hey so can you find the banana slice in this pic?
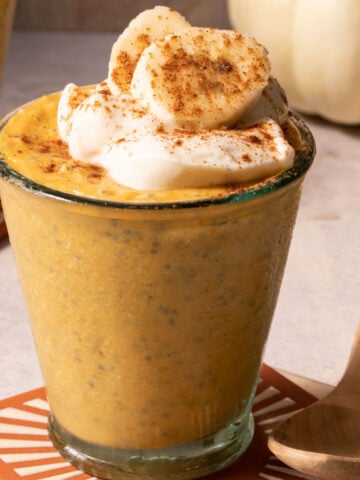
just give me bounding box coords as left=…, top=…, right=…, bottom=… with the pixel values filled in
left=131, top=27, right=271, bottom=130
left=108, top=6, right=190, bottom=94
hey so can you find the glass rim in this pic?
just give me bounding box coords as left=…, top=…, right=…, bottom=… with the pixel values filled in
left=0, top=111, right=315, bottom=211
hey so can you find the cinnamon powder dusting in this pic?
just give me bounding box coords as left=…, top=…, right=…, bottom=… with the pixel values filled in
left=68, top=86, right=92, bottom=110
left=18, top=132, right=106, bottom=181
left=43, top=161, right=57, bottom=173
left=111, top=51, right=135, bottom=92
left=154, top=30, right=268, bottom=127
left=111, top=33, right=151, bottom=92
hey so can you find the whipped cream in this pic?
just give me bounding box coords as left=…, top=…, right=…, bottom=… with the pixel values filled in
left=103, top=121, right=293, bottom=190
left=58, top=7, right=294, bottom=191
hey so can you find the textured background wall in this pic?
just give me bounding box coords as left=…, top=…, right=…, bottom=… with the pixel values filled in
left=14, top=0, right=231, bottom=31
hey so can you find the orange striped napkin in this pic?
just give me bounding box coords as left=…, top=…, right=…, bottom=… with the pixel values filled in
left=0, top=364, right=317, bottom=480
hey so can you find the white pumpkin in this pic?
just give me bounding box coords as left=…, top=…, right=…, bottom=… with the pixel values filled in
left=228, top=0, right=360, bottom=124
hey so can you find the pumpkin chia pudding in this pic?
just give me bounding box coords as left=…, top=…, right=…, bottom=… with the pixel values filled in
left=0, top=6, right=315, bottom=480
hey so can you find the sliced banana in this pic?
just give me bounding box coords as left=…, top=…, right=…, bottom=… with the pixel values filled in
left=108, top=6, right=190, bottom=94
left=131, top=27, right=271, bottom=130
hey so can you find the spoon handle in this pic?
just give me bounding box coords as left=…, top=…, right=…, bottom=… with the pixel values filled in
left=0, top=208, right=7, bottom=240
left=335, top=324, right=360, bottom=396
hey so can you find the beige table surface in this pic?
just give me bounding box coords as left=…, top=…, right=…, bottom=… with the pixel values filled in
left=0, top=31, right=359, bottom=399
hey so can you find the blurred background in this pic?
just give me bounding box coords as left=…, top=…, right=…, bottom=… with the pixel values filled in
left=14, top=0, right=231, bottom=31
left=0, top=0, right=359, bottom=398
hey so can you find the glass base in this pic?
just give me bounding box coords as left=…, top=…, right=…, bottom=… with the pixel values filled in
left=48, top=414, right=254, bottom=480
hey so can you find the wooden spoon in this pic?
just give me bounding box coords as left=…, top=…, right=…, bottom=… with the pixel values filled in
left=268, top=325, right=360, bottom=480
left=0, top=208, right=7, bottom=239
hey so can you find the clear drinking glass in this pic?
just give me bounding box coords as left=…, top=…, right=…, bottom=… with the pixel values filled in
left=0, top=0, right=16, bottom=229
left=0, top=0, right=16, bottom=86
left=0, top=112, right=315, bottom=480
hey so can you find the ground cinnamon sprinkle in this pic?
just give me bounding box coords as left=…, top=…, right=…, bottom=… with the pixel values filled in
left=137, top=33, right=151, bottom=45
left=66, top=159, right=106, bottom=180
left=20, top=134, right=34, bottom=144
left=249, top=135, right=261, bottom=144
left=17, top=133, right=88, bottom=179
left=39, top=145, right=51, bottom=154
left=19, top=135, right=70, bottom=159
left=156, top=124, right=166, bottom=134
left=111, top=51, right=135, bottom=92
left=112, top=33, right=151, bottom=92
left=68, top=86, right=92, bottom=110
left=43, top=140, right=70, bottom=159
left=97, top=82, right=112, bottom=97
left=218, top=60, right=233, bottom=73
left=154, top=30, right=267, bottom=127
left=87, top=169, right=104, bottom=180
left=43, top=161, right=57, bottom=173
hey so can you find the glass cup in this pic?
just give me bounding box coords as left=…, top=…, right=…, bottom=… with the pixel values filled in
left=0, top=112, right=315, bottom=480
left=0, top=0, right=16, bottom=230
left=0, top=0, right=16, bottom=86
